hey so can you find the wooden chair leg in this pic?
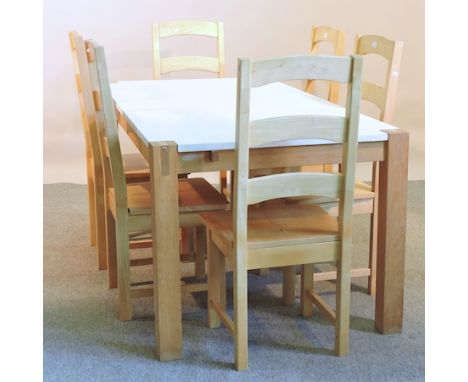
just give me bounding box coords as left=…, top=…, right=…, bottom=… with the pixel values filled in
left=300, top=264, right=314, bottom=317
left=282, top=266, right=296, bottom=305
left=230, top=171, right=235, bottom=203
left=335, top=246, right=352, bottom=356
left=180, top=228, right=192, bottom=255
left=106, top=209, right=118, bottom=289
left=219, top=170, right=228, bottom=195
left=368, top=162, right=379, bottom=295
left=95, top=173, right=107, bottom=271
left=195, top=226, right=206, bottom=279
left=234, top=261, right=248, bottom=371
left=207, top=231, right=226, bottom=328
left=86, top=156, right=97, bottom=247
left=116, top=211, right=132, bottom=321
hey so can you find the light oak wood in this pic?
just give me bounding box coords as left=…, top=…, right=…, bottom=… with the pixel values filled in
left=210, top=300, right=234, bottom=334
left=202, top=54, right=363, bottom=370
left=69, top=32, right=152, bottom=257
left=300, top=264, right=314, bottom=317
left=355, top=34, right=404, bottom=122
left=355, top=34, right=404, bottom=295
left=69, top=32, right=98, bottom=248
left=207, top=230, right=226, bottom=328
left=159, top=20, right=219, bottom=38
left=202, top=205, right=340, bottom=251
left=375, top=129, right=408, bottom=333
left=152, top=21, right=225, bottom=79
left=108, top=178, right=227, bottom=215
left=305, top=26, right=345, bottom=103
left=305, top=289, right=336, bottom=322
left=252, top=55, right=352, bottom=87
left=71, top=31, right=167, bottom=279
left=314, top=267, right=371, bottom=281
left=249, top=115, right=346, bottom=146
left=160, top=56, right=220, bottom=74
left=149, top=141, right=183, bottom=360
left=247, top=172, right=342, bottom=205
left=87, top=41, right=228, bottom=338
left=195, top=226, right=207, bottom=279
left=152, top=20, right=228, bottom=194
left=297, top=34, right=404, bottom=297
left=115, top=88, right=408, bottom=363
left=175, top=142, right=384, bottom=173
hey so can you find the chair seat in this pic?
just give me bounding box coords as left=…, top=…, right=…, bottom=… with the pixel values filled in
left=201, top=203, right=339, bottom=250
left=109, top=177, right=228, bottom=216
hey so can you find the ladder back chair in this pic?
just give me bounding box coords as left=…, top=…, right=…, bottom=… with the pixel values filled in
left=354, top=34, right=404, bottom=293
left=201, top=54, right=363, bottom=370
left=152, top=20, right=229, bottom=194
left=305, top=25, right=345, bottom=104
left=294, top=33, right=404, bottom=296
left=356, top=34, right=404, bottom=123
left=304, top=26, right=345, bottom=179
left=248, top=26, right=344, bottom=285
left=152, top=20, right=225, bottom=79
left=87, top=40, right=228, bottom=320
left=69, top=31, right=150, bottom=265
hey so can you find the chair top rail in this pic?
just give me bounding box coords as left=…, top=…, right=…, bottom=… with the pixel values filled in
left=249, top=115, right=346, bottom=147
left=251, top=55, right=352, bottom=87
left=157, top=20, right=220, bottom=38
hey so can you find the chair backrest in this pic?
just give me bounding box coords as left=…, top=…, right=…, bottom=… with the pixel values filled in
left=69, top=31, right=103, bottom=181
left=152, top=20, right=225, bottom=80
left=233, top=54, right=362, bottom=254
left=355, top=34, right=403, bottom=123
left=305, top=26, right=345, bottom=103
left=85, top=40, right=128, bottom=210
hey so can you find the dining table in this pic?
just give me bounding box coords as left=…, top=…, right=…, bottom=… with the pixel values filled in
left=111, top=77, right=409, bottom=361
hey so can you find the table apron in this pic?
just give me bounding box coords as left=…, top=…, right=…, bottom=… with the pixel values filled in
left=116, top=107, right=385, bottom=173
left=177, top=142, right=385, bottom=174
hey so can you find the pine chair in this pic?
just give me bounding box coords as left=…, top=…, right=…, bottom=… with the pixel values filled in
left=152, top=20, right=229, bottom=193
left=87, top=39, right=229, bottom=320
left=71, top=31, right=200, bottom=282
left=296, top=33, right=404, bottom=296
left=69, top=31, right=149, bottom=255
left=353, top=34, right=404, bottom=293
left=305, top=25, right=345, bottom=104
left=201, top=54, right=363, bottom=370
left=250, top=26, right=345, bottom=285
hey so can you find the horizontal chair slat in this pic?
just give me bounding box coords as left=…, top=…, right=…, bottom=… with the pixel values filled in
left=161, top=56, right=219, bottom=74
left=356, top=34, right=395, bottom=61
left=159, top=20, right=218, bottom=38
left=362, top=81, right=386, bottom=111
left=249, top=115, right=346, bottom=146
left=251, top=55, right=352, bottom=87
left=247, top=172, right=342, bottom=205
left=247, top=241, right=339, bottom=269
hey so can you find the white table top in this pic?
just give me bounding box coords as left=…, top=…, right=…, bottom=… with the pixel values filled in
left=111, top=78, right=397, bottom=153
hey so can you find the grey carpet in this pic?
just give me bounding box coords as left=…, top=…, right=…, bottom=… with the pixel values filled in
left=44, top=181, right=424, bottom=381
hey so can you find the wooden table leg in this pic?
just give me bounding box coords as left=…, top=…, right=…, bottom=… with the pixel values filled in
left=375, top=129, right=409, bottom=333
left=150, top=141, right=182, bottom=361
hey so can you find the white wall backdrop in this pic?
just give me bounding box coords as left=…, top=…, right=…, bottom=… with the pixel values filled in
left=44, top=0, right=424, bottom=183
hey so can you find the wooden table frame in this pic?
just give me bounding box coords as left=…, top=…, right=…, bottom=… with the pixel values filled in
left=116, top=108, right=409, bottom=361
